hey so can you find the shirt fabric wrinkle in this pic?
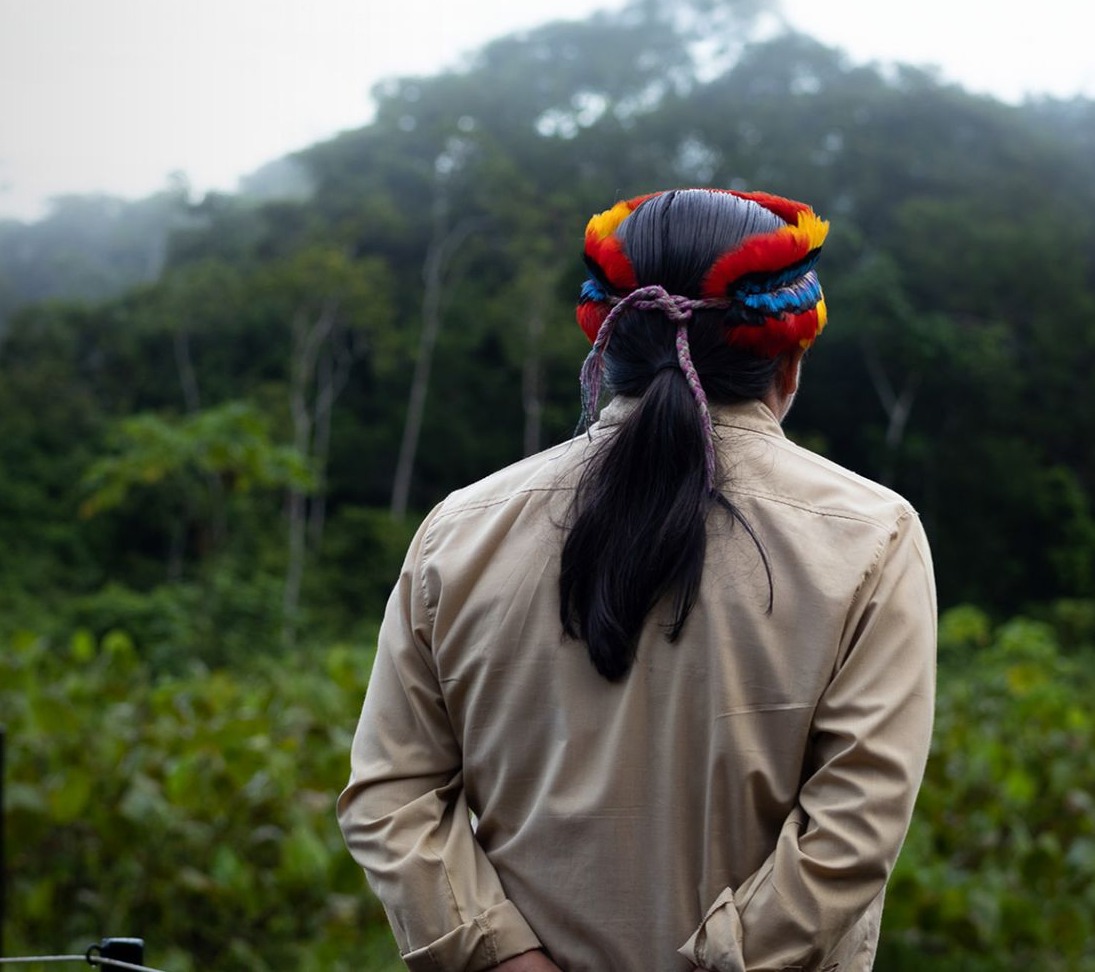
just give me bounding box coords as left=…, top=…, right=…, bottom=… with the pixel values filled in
left=338, top=396, right=937, bottom=972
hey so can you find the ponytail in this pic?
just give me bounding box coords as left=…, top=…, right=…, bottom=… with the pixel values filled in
left=560, top=368, right=710, bottom=680
left=563, top=188, right=827, bottom=680
left=560, top=312, right=777, bottom=681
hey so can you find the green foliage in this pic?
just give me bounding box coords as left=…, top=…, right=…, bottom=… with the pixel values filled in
left=6, top=610, right=1095, bottom=968
left=3, top=0, right=1094, bottom=619
left=81, top=401, right=314, bottom=518
left=2, top=7, right=1095, bottom=961
left=66, top=567, right=285, bottom=673
left=303, top=506, right=421, bottom=640
left=1041, top=598, right=1095, bottom=649
left=880, top=608, right=1095, bottom=970
left=1, top=629, right=402, bottom=972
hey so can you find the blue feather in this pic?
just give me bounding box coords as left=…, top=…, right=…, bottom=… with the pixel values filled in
left=734, top=251, right=822, bottom=296
left=739, top=273, right=822, bottom=315
left=580, top=276, right=608, bottom=302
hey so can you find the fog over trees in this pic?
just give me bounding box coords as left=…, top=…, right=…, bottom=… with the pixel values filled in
left=3, top=1, right=1094, bottom=967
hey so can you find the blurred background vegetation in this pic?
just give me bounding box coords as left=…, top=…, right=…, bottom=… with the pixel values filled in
left=1, top=0, right=1093, bottom=967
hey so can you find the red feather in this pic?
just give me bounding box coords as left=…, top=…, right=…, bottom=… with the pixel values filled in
left=701, top=231, right=815, bottom=298
left=725, top=190, right=810, bottom=225
left=576, top=302, right=608, bottom=344
left=727, top=308, right=820, bottom=357
left=587, top=235, right=638, bottom=291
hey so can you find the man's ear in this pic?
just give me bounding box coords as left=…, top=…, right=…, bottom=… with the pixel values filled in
left=779, top=348, right=806, bottom=397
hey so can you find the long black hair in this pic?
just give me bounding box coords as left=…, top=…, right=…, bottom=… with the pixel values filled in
left=559, top=190, right=786, bottom=681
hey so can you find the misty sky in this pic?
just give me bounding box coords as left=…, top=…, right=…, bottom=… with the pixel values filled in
left=1, top=0, right=1093, bottom=222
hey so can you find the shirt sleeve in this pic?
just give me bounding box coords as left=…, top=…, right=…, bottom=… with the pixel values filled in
left=336, top=508, right=542, bottom=972
left=680, top=510, right=937, bottom=972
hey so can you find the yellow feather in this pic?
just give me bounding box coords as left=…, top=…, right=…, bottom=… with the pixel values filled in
left=795, top=210, right=830, bottom=250
left=585, top=200, right=635, bottom=241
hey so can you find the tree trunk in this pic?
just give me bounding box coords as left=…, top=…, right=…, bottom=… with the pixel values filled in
left=862, top=340, right=921, bottom=486
left=390, top=243, right=443, bottom=520
left=390, top=213, right=479, bottom=519
left=308, top=326, right=362, bottom=549
left=283, top=488, right=308, bottom=645
left=171, top=327, right=231, bottom=561
left=174, top=328, right=202, bottom=413
left=308, top=344, right=334, bottom=550
left=283, top=300, right=338, bottom=646
left=522, top=292, right=546, bottom=457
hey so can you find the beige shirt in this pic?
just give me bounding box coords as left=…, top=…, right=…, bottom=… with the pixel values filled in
left=338, top=398, right=937, bottom=972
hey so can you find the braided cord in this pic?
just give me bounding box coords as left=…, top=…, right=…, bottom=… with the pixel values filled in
left=674, top=320, right=717, bottom=490
left=579, top=285, right=724, bottom=491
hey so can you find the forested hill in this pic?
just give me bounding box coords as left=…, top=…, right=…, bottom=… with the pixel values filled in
left=2, top=0, right=1093, bottom=657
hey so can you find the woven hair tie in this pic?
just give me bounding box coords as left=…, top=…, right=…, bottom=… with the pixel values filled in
left=579, top=285, right=723, bottom=492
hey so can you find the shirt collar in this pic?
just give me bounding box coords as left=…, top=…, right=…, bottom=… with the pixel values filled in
left=593, top=396, right=786, bottom=440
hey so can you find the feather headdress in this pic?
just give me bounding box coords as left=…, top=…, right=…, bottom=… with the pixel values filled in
left=576, top=188, right=829, bottom=357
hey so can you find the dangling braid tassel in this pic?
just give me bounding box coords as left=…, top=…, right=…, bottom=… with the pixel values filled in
left=578, top=343, right=607, bottom=434
left=577, top=288, right=648, bottom=431
left=578, top=284, right=721, bottom=492
left=674, top=320, right=717, bottom=493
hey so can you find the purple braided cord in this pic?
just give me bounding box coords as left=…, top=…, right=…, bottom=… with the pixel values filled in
left=579, top=284, right=724, bottom=492
left=674, top=320, right=717, bottom=491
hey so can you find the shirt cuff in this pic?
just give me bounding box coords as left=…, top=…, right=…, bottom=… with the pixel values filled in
left=678, top=888, right=747, bottom=972
left=401, top=900, right=543, bottom=972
